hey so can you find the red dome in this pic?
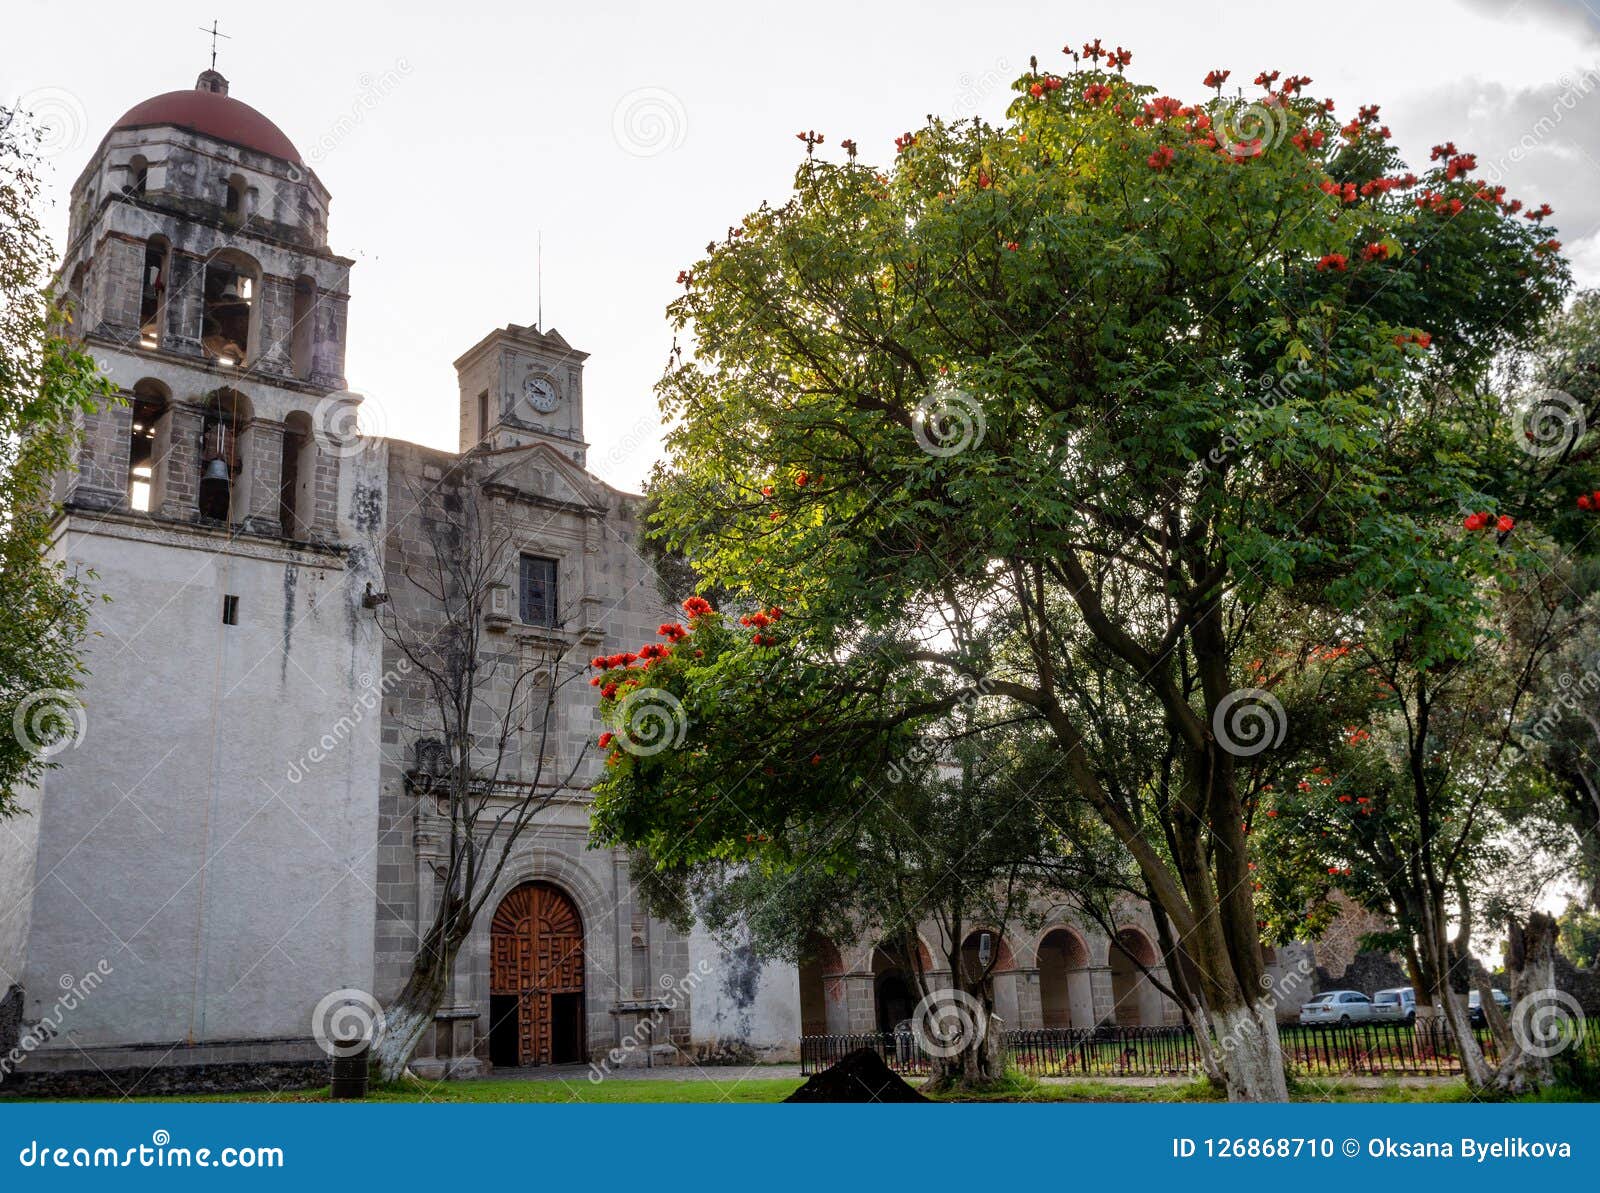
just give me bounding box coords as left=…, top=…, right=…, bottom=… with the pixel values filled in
left=112, top=81, right=301, bottom=164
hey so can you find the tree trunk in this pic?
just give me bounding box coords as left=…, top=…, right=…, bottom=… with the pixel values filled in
left=1210, top=997, right=1288, bottom=1102
left=1418, top=911, right=1493, bottom=1087
left=369, top=917, right=459, bottom=1083
left=923, top=982, right=1001, bottom=1092
left=1490, top=912, right=1563, bottom=1095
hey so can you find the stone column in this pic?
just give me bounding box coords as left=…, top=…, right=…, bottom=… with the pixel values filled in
left=1009, top=967, right=1043, bottom=1029
left=68, top=402, right=132, bottom=511
left=88, top=235, right=144, bottom=344
left=842, top=973, right=877, bottom=1033
left=156, top=404, right=202, bottom=521
left=237, top=419, right=284, bottom=535
left=254, top=276, right=296, bottom=376
left=1090, top=966, right=1116, bottom=1027
left=163, top=252, right=203, bottom=356
left=310, top=291, right=348, bottom=389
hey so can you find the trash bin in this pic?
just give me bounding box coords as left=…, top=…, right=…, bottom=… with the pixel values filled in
left=329, top=1040, right=370, bottom=1100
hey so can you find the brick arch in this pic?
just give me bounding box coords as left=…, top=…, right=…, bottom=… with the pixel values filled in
left=1109, top=925, right=1162, bottom=1027
left=798, top=932, right=843, bottom=1037
left=1034, top=924, right=1091, bottom=969
left=1037, top=925, right=1095, bottom=1028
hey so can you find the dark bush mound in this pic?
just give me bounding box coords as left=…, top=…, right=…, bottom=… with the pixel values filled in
left=784, top=1048, right=929, bottom=1103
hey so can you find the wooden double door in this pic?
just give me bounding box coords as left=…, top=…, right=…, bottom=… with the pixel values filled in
left=489, top=882, right=585, bottom=1065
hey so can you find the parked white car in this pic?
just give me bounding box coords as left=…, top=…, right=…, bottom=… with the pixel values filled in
left=1468, top=988, right=1512, bottom=1026
left=1371, top=987, right=1418, bottom=1024
left=1299, top=990, right=1375, bottom=1027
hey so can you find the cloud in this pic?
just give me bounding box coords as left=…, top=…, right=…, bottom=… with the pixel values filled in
left=1403, top=66, right=1600, bottom=283
left=1458, top=0, right=1600, bottom=41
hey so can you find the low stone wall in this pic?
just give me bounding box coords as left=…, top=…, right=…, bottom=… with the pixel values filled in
left=1316, top=949, right=1409, bottom=996
left=1555, top=954, right=1600, bottom=1016
left=0, top=1036, right=329, bottom=1099
left=0, top=1059, right=327, bottom=1099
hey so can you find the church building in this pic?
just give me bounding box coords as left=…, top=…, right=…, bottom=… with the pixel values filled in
left=0, top=72, right=1194, bottom=1094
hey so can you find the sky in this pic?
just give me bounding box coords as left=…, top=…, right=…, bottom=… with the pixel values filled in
left=5, top=0, right=1600, bottom=494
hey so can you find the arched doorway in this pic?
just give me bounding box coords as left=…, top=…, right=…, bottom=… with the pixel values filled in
left=1038, top=927, right=1093, bottom=1028
left=489, top=882, right=585, bottom=1066
left=798, top=932, right=842, bottom=1037
left=1110, top=926, right=1158, bottom=1027
left=871, top=946, right=917, bottom=1033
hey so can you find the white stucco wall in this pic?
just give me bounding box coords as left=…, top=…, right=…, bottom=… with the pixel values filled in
left=0, top=787, right=43, bottom=998
left=19, top=507, right=383, bottom=1050
left=688, top=921, right=801, bottom=1057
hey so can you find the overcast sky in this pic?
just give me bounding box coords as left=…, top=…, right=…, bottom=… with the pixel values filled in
left=6, top=0, right=1600, bottom=492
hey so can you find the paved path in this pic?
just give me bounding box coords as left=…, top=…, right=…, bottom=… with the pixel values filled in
left=479, top=1062, right=803, bottom=1083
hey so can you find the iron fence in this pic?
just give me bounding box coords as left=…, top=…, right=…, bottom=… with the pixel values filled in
left=800, top=1018, right=1597, bottom=1079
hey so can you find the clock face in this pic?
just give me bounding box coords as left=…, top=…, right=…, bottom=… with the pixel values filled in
left=523, top=376, right=559, bottom=414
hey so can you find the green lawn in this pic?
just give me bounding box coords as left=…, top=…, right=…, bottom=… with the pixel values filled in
left=39, top=1074, right=1515, bottom=1104
left=106, top=1077, right=807, bottom=1104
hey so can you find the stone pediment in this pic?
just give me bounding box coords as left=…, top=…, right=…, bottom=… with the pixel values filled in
left=475, top=440, right=605, bottom=512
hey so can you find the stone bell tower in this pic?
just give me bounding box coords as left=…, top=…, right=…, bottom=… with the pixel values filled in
left=1, top=71, right=385, bottom=1086
left=55, top=68, right=354, bottom=536
left=453, top=322, right=589, bottom=467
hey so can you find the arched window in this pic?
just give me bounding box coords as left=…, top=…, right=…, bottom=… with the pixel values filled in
left=199, top=389, right=251, bottom=522
left=127, top=379, right=170, bottom=512
left=290, top=276, right=317, bottom=379
left=138, top=237, right=169, bottom=349
left=67, top=262, right=88, bottom=319
left=201, top=251, right=258, bottom=365
left=126, top=154, right=148, bottom=196
left=223, top=173, right=247, bottom=219
left=278, top=410, right=316, bottom=537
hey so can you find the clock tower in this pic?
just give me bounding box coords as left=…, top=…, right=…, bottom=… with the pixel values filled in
left=453, top=322, right=589, bottom=465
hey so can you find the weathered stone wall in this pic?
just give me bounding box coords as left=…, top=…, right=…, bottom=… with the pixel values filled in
left=372, top=439, right=693, bottom=1066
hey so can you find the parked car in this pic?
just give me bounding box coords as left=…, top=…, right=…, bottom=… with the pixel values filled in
left=1299, top=990, right=1375, bottom=1027
left=1371, top=987, right=1418, bottom=1024
left=1468, top=988, right=1512, bottom=1026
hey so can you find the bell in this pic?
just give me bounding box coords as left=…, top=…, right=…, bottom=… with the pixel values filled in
left=199, top=457, right=231, bottom=520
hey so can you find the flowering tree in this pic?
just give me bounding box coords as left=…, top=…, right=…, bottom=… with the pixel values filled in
left=1247, top=287, right=1600, bottom=1092
left=604, top=43, right=1567, bottom=1101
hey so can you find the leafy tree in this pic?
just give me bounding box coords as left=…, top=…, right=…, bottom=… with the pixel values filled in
left=604, top=44, right=1566, bottom=1100
left=1558, top=904, right=1600, bottom=969
left=628, top=705, right=1060, bottom=1089
left=0, top=106, right=116, bottom=816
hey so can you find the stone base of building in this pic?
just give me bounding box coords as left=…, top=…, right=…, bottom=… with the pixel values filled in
left=407, top=1006, right=484, bottom=1081
left=0, top=1037, right=328, bottom=1098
